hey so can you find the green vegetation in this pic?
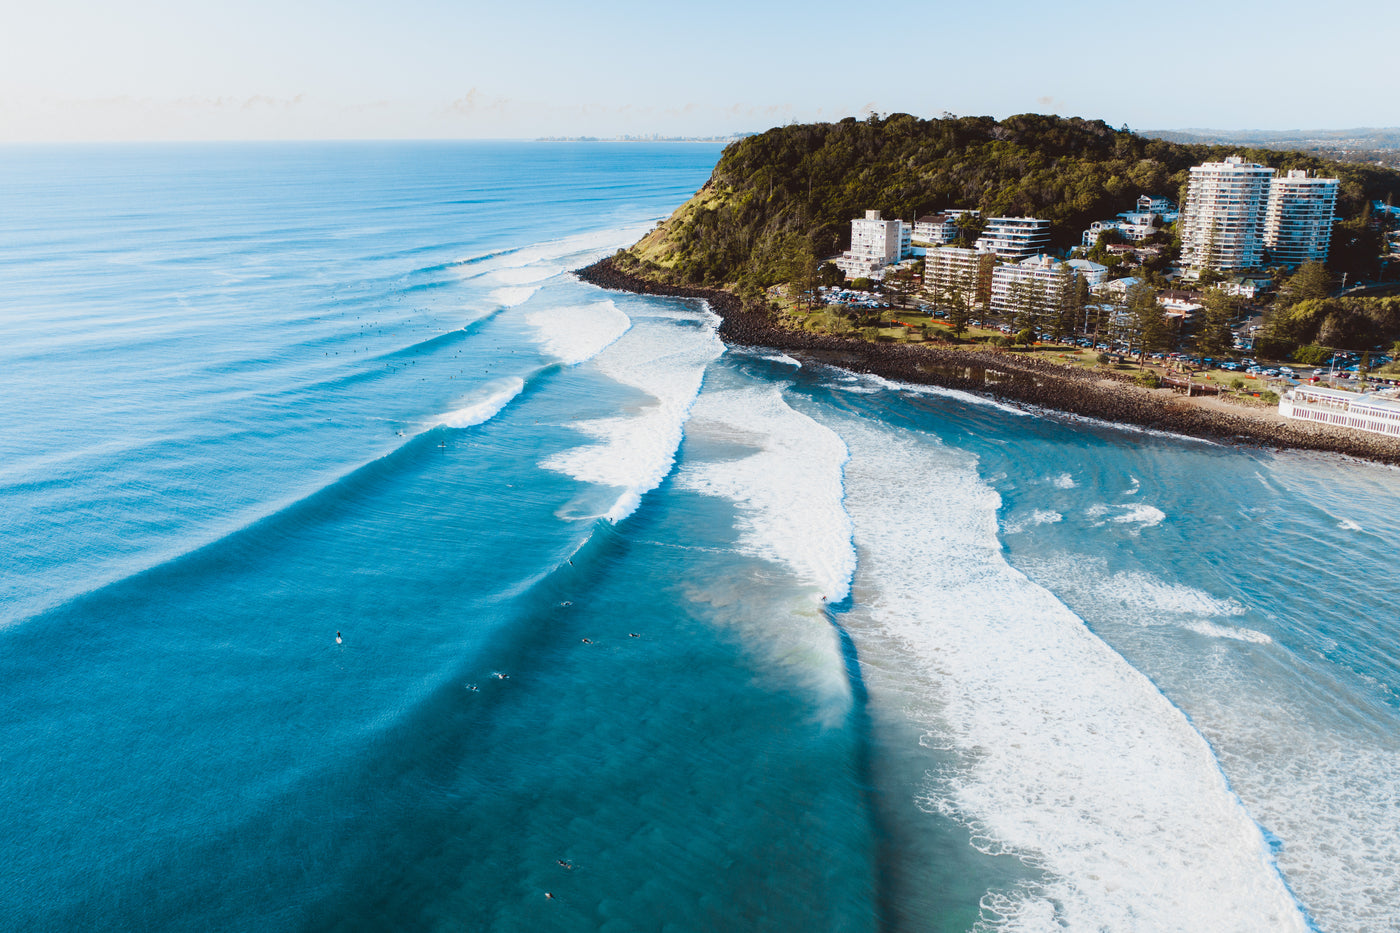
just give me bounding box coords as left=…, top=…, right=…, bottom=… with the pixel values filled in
left=624, top=113, right=1400, bottom=293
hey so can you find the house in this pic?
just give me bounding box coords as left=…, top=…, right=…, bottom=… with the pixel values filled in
left=1062, top=258, right=1109, bottom=287
left=1157, top=289, right=1205, bottom=317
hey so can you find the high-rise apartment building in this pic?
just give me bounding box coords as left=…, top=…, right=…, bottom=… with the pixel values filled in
left=1180, top=157, right=1339, bottom=271
left=1264, top=170, right=1339, bottom=267
left=1178, top=156, right=1275, bottom=271
left=834, top=210, right=910, bottom=279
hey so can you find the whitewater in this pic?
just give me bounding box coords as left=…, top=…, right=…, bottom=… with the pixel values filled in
left=2, top=141, right=1397, bottom=932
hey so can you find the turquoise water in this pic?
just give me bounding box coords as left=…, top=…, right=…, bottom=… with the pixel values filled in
left=3, top=142, right=1397, bottom=931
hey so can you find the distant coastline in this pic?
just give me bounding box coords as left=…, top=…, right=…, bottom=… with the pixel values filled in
left=577, top=255, right=1400, bottom=465
left=535, top=134, right=752, bottom=143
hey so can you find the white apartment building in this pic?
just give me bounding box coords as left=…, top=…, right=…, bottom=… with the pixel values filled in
left=912, top=209, right=979, bottom=245
left=1179, top=156, right=1276, bottom=271
left=989, top=254, right=1070, bottom=321
left=976, top=216, right=1051, bottom=260
left=833, top=210, right=910, bottom=279
left=924, top=246, right=990, bottom=306
left=1264, top=170, right=1339, bottom=267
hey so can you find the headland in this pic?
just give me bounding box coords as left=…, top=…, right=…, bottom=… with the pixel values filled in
left=577, top=255, right=1400, bottom=465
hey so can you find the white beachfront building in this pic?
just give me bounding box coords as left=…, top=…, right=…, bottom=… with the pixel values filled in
left=976, top=216, right=1051, bottom=260
left=1280, top=386, right=1400, bottom=437
left=834, top=210, right=910, bottom=279
left=1264, top=170, right=1339, bottom=267
left=1179, top=157, right=1276, bottom=271
left=924, top=246, right=990, bottom=306
left=989, top=255, right=1071, bottom=321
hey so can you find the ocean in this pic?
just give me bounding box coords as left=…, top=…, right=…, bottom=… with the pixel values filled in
left=2, top=140, right=1397, bottom=932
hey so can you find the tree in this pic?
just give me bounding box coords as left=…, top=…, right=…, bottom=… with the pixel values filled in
left=884, top=265, right=918, bottom=310
left=1126, top=284, right=1168, bottom=361
left=1276, top=261, right=1332, bottom=309
left=783, top=236, right=819, bottom=310
left=946, top=286, right=971, bottom=338
left=817, top=262, right=845, bottom=287
left=1194, top=289, right=1238, bottom=358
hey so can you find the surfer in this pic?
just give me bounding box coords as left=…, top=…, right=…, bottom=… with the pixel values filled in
left=581, top=638, right=592, bottom=645
left=628, top=633, right=640, bottom=638
left=556, top=859, right=574, bottom=870
left=336, top=631, right=342, bottom=645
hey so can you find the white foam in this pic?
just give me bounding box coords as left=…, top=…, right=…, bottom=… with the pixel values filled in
left=1015, top=556, right=1400, bottom=931
left=485, top=264, right=562, bottom=286
left=489, top=285, right=541, bottom=308
left=437, top=377, right=525, bottom=429
left=677, top=385, right=855, bottom=602
left=525, top=299, right=631, bottom=366
left=1050, top=472, right=1076, bottom=489
left=1111, top=503, right=1165, bottom=527
left=1087, top=502, right=1166, bottom=530
left=456, top=222, right=654, bottom=280
left=1002, top=509, right=1062, bottom=535
left=858, top=372, right=1035, bottom=417
left=1183, top=619, right=1273, bottom=644
left=1337, top=517, right=1362, bottom=531
left=833, top=418, right=1306, bottom=931
left=541, top=308, right=723, bottom=523
left=763, top=353, right=802, bottom=368
left=1089, top=567, right=1247, bottom=619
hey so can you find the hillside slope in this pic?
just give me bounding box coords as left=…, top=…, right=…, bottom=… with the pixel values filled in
left=621, top=113, right=1400, bottom=291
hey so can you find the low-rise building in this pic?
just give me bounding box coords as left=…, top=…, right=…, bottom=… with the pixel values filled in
left=1157, top=288, right=1205, bottom=317
left=976, top=216, right=1051, bottom=260
left=912, top=209, right=978, bottom=246
left=1093, top=276, right=1140, bottom=298
left=1082, top=195, right=1177, bottom=247
left=1280, top=386, right=1400, bottom=437
left=1062, top=258, right=1109, bottom=287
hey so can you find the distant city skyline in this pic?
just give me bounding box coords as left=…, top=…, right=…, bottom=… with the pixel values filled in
left=3, top=0, right=1396, bottom=142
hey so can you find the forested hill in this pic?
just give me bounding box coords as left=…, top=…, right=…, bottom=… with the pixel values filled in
left=621, top=113, right=1400, bottom=291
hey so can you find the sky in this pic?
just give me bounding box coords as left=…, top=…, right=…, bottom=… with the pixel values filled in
left=2, top=0, right=1396, bottom=142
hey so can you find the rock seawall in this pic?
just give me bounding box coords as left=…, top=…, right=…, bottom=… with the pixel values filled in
left=576, top=257, right=1400, bottom=465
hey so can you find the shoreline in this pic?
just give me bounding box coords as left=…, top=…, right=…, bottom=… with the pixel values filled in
left=576, top=256, right=1400, bottom=466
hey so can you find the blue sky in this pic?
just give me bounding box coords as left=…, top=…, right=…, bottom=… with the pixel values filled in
left=2, top=0, right=1395, bottom=141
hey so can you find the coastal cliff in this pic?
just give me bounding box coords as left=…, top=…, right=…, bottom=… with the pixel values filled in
left=577, top=113, right=1400, bottom=463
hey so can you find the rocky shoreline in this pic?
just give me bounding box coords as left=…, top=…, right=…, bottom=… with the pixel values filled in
left=576, top=256, right=1400, bottom=466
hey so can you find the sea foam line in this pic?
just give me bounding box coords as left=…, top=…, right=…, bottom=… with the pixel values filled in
left=677, top=384, right=855, bottom=602
left=437, top=377, right=526, bottom=429
left=541, top=306, right=723, bottom=523
left=525, top=299, right=631, bottom=366
left=835, top=418, right=1306, bottom=931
